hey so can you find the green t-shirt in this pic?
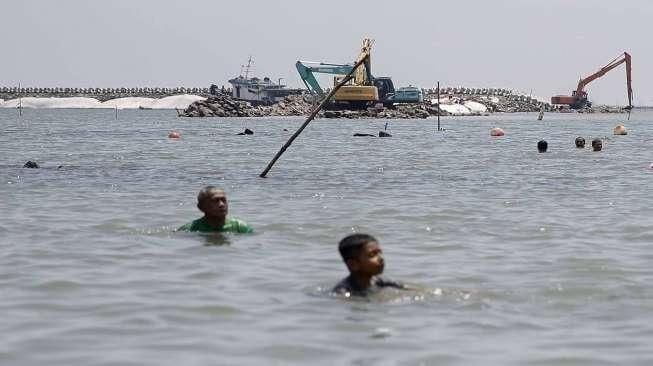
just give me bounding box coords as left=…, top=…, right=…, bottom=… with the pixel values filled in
left=177, top=216, right=253, bottom=233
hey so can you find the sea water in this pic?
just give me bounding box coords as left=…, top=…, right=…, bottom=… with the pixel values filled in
left=1, top=109, right=652, bottom=365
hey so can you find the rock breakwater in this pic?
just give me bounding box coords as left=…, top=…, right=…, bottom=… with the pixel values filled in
left=180, top=93, right=431, bottom=119
left=180, top=87, right=628, bottom=118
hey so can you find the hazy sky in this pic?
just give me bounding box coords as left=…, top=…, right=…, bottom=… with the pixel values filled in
left=2, top=0, right=651, bottom=105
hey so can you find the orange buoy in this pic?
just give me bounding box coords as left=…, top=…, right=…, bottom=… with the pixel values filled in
left=490, top=127, right=505, bottom=136
left=168, top=131, right=181, bottom=139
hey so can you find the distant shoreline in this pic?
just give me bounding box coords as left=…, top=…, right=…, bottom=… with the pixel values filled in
left=0, top=94, right=206, bottom=110
left=1, top=87, right=641, bottom=112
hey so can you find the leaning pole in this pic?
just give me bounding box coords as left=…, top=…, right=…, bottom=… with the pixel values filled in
left=259, top=56, right=368, bottom=178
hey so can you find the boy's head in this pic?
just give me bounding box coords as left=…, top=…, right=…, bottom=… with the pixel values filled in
left=338, top=233, right=384, bottom=277
left=197, top=186, right=228, bottom=219
left=537, top=140, right=548, bottom=153
left=575, top=136, right=585, bottom=148
left=592, top=138, right=602, bottom=151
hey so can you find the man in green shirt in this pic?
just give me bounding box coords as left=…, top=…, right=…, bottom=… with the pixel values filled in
left=178, top=186, right=253, bottom=233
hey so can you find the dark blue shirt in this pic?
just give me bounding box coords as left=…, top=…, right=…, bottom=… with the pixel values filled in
left=333, top=275, right=404, bottom=297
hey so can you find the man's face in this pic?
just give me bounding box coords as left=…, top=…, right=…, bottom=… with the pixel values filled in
left=199, top=190, right=228, bottom=218
left=593, top=141, right=602, bottom=151
left=349, top=241, right=385, bottom=276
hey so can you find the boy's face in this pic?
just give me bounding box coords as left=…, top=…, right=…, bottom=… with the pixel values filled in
left=199, top=190, right=228, bottom=218
left=593, top=140, right=602, bottom=151
left=348, top=241, right=385, bottom=276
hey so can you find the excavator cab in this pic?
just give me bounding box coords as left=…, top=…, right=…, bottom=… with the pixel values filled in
left=374, top=77, right=395, bottom=102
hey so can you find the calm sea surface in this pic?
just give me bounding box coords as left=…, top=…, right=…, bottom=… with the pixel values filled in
left=1, top=108, right=652, bottom=365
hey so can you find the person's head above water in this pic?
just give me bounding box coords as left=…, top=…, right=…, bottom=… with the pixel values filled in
left=537, top=140, right=548, bottom=153
left=592, top=138, right=602, bottom=151
left=333, top=234, right=405, bottom=296
left=197, top=186, right=228, bottom=221
left=177, top=186, right=252, bottom=234
left=339, top=233, right=384, bottom=278
left=575, top=136, right=586, bottom=148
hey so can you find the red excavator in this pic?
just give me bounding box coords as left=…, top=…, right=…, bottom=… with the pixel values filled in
left=551, top=52, right=632, bottom=109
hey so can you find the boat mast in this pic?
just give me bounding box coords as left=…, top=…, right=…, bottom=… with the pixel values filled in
left=244, top=56, right=253, bottom=79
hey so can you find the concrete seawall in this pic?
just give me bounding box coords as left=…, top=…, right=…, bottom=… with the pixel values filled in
left=0, top=86, right=211, bottom=102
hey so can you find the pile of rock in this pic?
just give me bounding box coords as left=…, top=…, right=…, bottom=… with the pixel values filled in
left=477, top=95, right=547, bottom=113
left=181, top=93, right=431, bottom=119
left=323, top=104, right=430, bottom=119
left=577, top=105, right=630, bottom=114
left=181, top=94, right=255, bottom=117
left=424, top=92, right=550, bottom=114
left=182, top=88, right=626, bottom=118
left=251, top=95, right=314, bottom=117
left=181, top=94, right=314, bottom=117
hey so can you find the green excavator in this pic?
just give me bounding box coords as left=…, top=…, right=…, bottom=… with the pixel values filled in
left=295, top=39, right=422, bottom=107
left=295, top=60, right=422, bottom=107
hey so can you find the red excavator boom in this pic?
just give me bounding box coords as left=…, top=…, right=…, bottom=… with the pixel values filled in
left=551, top=52, right=632, bottom=109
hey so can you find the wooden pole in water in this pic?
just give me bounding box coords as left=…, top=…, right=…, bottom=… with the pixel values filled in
left=437, top=81, right=440, bottom=131
left=259, top=56, right=367, bottom=178
left=18, top=82, right=22, bottom=117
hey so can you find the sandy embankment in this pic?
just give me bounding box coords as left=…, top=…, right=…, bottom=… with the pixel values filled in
left=0, top=94, right=205, bottom=109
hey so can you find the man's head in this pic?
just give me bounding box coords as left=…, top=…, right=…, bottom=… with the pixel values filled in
left=197, top=186, right=228, bottom=219
left=575, top=136, right=586, bottom=148
left=592, top=138, right=602, bottom=151
left=537, top=140, right=548, bottom=153
left=338, top=234, right=384, bottom=277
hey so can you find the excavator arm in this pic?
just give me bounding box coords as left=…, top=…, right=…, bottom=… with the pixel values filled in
left=295, top=61, right=355, bottom=98
left=353, top=38, right=374, bottom=86
left=576, top=52, right=633, bottom=108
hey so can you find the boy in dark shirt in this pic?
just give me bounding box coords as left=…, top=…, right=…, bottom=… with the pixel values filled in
left=333, top=233, right=404, bottom=297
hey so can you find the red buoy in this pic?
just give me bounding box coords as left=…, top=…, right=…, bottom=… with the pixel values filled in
left=490, top=127, right=505, bottom=136
left=168, top=131, right=181, bottom=139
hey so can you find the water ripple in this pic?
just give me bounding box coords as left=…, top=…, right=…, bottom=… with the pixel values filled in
left=1, top=110, right=652, bottom=365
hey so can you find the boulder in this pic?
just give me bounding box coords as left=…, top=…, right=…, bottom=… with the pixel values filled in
left=198, top=105, right=214, bottom=117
